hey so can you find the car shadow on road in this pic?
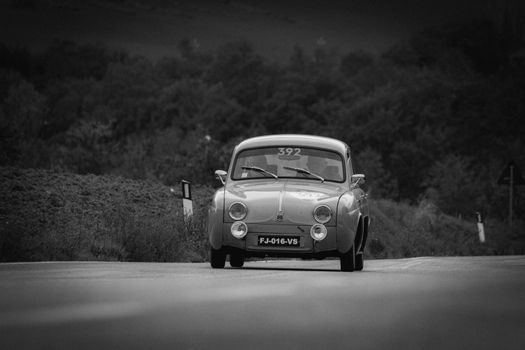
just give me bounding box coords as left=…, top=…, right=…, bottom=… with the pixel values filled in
left=234, top=266, right=345, bottom=273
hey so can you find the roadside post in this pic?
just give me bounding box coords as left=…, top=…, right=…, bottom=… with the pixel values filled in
left=497, top=161, right=525, bottom=234
left=476, top=212, right=485, bottom=243
left=181, top=180, right=193, bottom=218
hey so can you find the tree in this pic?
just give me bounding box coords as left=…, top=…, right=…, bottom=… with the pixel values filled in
left=340, top=50, right=374, bottom=77
left=0, top=79, right=46, bottom=165
left=354, top=147, right=398, bottom=199
left=54, top=119, right=114, bottom=174
left=422, top=155, right=486, bottom=216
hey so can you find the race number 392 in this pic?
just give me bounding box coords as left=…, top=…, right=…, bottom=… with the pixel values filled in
left=278, top=148, right=301, bottom=156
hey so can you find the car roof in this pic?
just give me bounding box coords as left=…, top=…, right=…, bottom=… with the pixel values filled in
left=235, top=134, right=350, bottom=156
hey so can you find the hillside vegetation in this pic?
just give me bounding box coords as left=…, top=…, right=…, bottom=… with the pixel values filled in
left=0, top=166, right=214, bottom=261
left=1, top=16, right=525, bottom=261
left=1, top=19, right=524, bottom=219
left=1, top=167, right=521, bottom=262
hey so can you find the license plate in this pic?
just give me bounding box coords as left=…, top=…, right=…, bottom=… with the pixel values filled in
left=257, top=235, right=300, bottom=247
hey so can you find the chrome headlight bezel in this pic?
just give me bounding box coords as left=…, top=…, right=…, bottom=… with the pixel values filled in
left=313, top=205, right=332, bottom=224
left=228, top=202, right=247, bottom=221
left=231, top=221, right=248, bottom=239
left=310, top=223, right=328, bottom=241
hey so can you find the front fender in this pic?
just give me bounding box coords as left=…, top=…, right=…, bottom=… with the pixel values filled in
left=208, top=188, right=225, bottom=250
left=336, top=191, right=361, bottom=254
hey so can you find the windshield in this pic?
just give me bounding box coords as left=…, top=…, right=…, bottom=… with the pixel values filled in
left=232, top=147, right=345, bottom=182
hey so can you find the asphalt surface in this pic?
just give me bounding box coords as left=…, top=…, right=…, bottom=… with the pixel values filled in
left=1, top=256, right=524, bottom=350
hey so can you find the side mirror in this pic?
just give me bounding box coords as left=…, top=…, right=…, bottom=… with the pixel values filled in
left=351, top=174, right=365, bottom=188
left=215, top=170, right=227, bottom=185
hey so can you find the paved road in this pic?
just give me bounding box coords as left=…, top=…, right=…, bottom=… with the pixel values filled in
left=1, top=257, right=524, bottom=350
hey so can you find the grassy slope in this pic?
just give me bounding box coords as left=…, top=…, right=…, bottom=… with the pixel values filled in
left=0, top=166, right=214, bottom=262
left=368, top=199, right=522, bottom=258
left=2, top=166, right=521, bottom=262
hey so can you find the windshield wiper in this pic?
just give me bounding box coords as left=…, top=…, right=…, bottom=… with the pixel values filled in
left=283, top=166, right=324, bottom=182
left=242, top=166, right=278, bottom=178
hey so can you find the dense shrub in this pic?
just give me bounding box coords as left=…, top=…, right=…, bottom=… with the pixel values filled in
left=367, top=199, right=524, bottom=259
left=0, top=167, right=214, bottom=262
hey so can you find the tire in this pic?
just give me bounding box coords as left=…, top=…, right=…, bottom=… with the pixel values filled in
left=355, top=251, right=364, bottom=271
left=340, top=245, right=355, bottom=272
left=229, top=253, right=245, bottom=268
left=210, top=247, right=226, bottom=268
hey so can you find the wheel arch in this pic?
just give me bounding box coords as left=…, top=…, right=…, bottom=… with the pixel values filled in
left=353, top=216, right=364, bottom=253
left=336, top=191, right=361, bottom=254
left=208, top=188, right=225, bottom=250
left=360, top=216, right=370, bottom=253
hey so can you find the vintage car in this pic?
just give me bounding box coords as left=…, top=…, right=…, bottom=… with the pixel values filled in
left=208, top=134, right=370, bottom=271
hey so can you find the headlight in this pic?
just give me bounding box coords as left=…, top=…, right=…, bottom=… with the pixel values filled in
left=229, top=202, right=247, bottom=220
left=310, top=224, right=327, bottom=241
left=231, top=221, right=248, bottom=239
left=313, top=205, right=332, bottom=224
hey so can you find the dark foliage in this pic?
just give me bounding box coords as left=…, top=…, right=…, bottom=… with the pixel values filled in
left=1, top=19, right=524, bottom=224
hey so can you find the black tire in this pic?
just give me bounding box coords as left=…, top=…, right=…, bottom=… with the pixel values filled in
left=229, top=253, right=245, bottom=268
left=340, top=245, right=355, bottom=272
left=355, top=251, right=364, bottom=271
left=210, top=247, right=226, bottom=268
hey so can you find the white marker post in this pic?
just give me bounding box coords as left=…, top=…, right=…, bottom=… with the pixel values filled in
left=476, top=212, right=485, bottom=243
left=181, top=180, right=193, bottom=218
left=509, top=164, right=514, bottom=234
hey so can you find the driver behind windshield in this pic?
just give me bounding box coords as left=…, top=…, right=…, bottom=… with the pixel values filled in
left=240, top=155, right=269, bottom=178
left=306, top=156, right=327, bottom=177
left=247, top=155, right=268, bottom=168
left=306, top=156, right=342, bottom=181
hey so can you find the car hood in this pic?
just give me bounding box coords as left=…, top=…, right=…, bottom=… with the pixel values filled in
left=224, top=179, right=347, bottom=225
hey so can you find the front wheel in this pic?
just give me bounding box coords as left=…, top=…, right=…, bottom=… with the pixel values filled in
left=355, top=251, right=364, bottom=271
left=340, top=245, right=355, bottom=272
left=210, top=247, right=226, bottom=268
left=229, top=253, right=245, bottom=268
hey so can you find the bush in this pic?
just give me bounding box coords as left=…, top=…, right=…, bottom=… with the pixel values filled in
left=0, top=166, right=214, bottom=262
left=366, top=198, right=524, bottom=259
